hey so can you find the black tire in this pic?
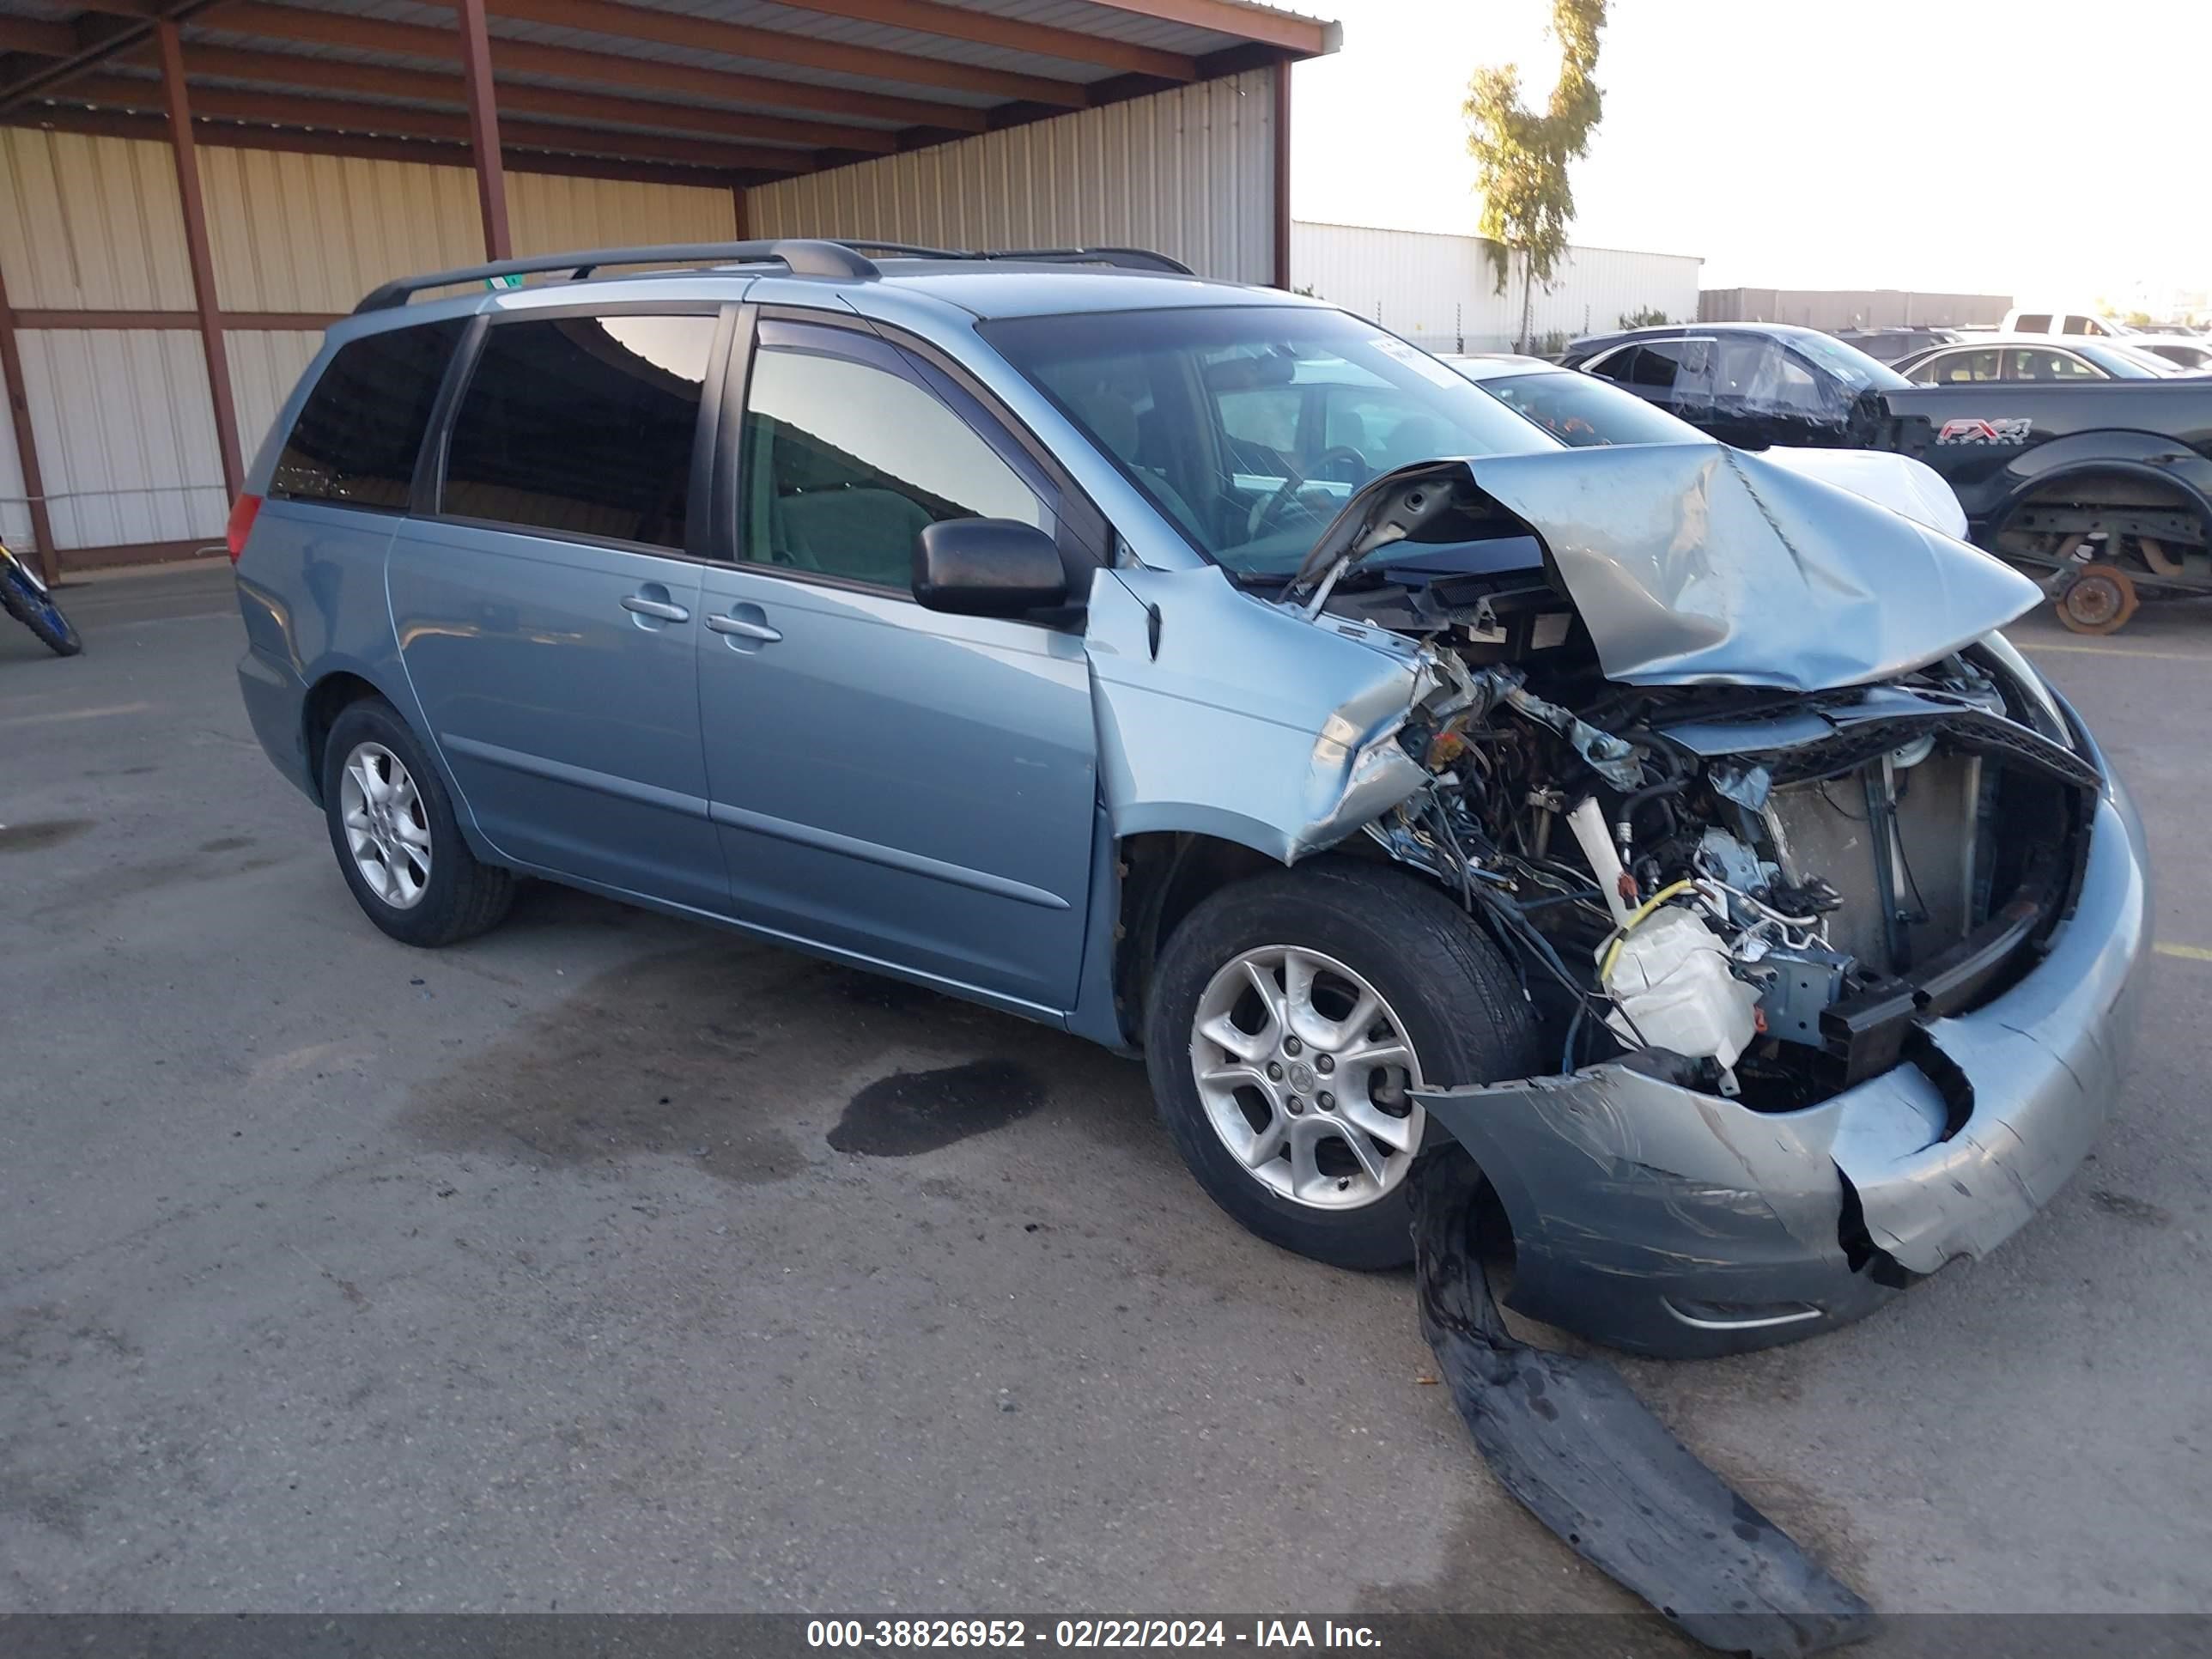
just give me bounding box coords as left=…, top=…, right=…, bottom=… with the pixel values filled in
left=1144, top=859, right=1539, bottom=1271
left=320, top=698, right=515, bottom=948
left=1, top=556, right=82, bottom=657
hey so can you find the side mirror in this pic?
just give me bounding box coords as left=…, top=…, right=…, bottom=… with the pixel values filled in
left=913, top=519, right=1067, bottom=617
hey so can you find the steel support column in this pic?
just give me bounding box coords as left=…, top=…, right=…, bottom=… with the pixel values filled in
left=1271, top=58, right=1291, bottom=290
left=457, top=0, right=512, bottom=259
left=156, top=18, right=243, bottom=500
left=0, top=258, right=60, bottom=582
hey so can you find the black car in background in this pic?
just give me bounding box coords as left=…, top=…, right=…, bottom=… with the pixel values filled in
left=1559, top=321, right=2212, bottom=633
left=1835, top=325, right=1960, bottom=363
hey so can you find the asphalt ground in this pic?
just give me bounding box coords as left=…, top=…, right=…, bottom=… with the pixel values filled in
left=1, top=563, right=2206, bottom=1625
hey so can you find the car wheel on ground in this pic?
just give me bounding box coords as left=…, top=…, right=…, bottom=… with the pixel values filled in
left=1143, top=860, right=1539, bottom=1270
left=320, top=698, right=515, bottom=948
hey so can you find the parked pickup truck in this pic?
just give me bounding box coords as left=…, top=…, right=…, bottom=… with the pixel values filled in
left=1559, top=321, right=2212, bottom=633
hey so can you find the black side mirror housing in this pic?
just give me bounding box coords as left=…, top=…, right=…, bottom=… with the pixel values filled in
left=913, top=519, right=1067, bottom=617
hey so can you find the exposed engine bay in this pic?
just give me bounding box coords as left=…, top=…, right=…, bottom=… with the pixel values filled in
left=1298, top=461, right=2101, bottom=1109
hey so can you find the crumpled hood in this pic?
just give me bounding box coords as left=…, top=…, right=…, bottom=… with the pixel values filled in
left=1295, top=443, right=2041, bottom=692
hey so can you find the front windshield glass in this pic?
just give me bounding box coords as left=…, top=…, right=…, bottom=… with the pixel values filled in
left=1472, top=368, right=1711, bottom=447
left=2083, top=342, right=2177, bottom=377
left=981, top=306, right=1552, bottom=576
left=1773, top=327, right=1911, bottom=392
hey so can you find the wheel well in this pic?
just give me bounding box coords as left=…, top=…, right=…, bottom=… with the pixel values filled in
left=1112, top=832, right=1279, bottom=1040
left=2006, top=470, right=2209, bottom=545
left=301, top=672, right=385, bottom=802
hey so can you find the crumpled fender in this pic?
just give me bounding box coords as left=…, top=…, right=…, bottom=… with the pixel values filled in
left=1082, top=564, right=1432, bottom=864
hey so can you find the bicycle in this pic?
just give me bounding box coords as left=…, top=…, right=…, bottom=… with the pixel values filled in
left=0, top=538, right=80, bottom=656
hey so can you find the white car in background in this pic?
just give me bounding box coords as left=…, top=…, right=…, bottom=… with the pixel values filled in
left=1442, top=353, right=1972, bottom=538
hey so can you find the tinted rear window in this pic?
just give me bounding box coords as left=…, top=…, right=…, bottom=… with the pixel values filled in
left=441, top=314, right=719, bottom=550
left=270, top=320, right=463, bottom=512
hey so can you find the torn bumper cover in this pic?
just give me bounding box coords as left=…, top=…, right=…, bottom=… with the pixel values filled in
left=1417, top=757, right=2149, bottom=1359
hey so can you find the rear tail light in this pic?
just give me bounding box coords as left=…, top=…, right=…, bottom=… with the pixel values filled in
left=226, top=493, right=263, bottom=562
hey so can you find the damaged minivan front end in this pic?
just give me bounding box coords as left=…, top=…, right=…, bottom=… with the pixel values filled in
left=1267, top=445, right=2148, bottom=1357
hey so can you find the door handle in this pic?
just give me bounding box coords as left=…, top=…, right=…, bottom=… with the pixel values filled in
left=707, top=612, right=782, bottom=643
left=622, top=592, right=691, bottom=623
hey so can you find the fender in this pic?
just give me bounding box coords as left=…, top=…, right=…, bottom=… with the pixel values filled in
left=1081, top=562, right=1434, bottom=868
left=1981, top=429, right=2212, bottom=542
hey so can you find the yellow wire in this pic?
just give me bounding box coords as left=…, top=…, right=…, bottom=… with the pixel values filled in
left=1596, top=878, right=1698, bottom=987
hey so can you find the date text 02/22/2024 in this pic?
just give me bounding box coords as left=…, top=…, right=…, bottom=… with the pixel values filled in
left=805, top=1621, right=1383, bottom=1649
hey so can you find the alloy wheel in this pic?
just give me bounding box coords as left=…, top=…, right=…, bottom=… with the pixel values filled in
left=338, top=741, right=433, bottom=909
left=1188, top=945, right=1423, bottom=1210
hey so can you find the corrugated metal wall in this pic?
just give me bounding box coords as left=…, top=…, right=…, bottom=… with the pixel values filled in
left=0, top=128, right=195, bottom=310
left=14, top=330, right=228, bottom=549
left=201, top=149, right=486, bottom=315
left=745, top=67, right=1279, bottom=283
left=0, top=129, right=734, bottom=560
left=1291, top=221, right=1704, bottom=355
left=0, top=398, right=30, bottom=548
left=1698, top=288, right=2011, bottom=329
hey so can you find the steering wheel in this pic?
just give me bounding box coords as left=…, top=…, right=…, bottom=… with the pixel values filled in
left=1252, top=446, right=1372, bottom=538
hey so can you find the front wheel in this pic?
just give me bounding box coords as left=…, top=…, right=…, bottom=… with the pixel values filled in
left=1, top=553, right=82, bottom=657
left=1143, top=860, right=1538, bottom=1270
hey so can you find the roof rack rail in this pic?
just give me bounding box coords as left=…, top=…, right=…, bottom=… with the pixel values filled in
left=351, top=237, right=1195, bottom=313
left=352, top=239, right=886, bottom=313
left=977, top=246, right=1194, bottom=275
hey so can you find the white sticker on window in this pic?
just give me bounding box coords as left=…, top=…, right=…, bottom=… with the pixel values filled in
left=1368, top=334, right=1468, bottom=390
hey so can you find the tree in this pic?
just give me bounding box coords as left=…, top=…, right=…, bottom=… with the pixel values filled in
left=1463, top=0, right=1608, bottom=350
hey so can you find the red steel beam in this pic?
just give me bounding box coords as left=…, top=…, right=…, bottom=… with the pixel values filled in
left=0, top=19, right=75, bottom=57
left=0, top=257, right=61, bottom=582
left=761, top=0, right=1193, bottom=80
left=64, top=75, right=806, bottom=172
left=0, top=0, right=219, bottom=112
left=484, top=0, right=1091, bottom=108
left=1060, top=0, right=1328, bottom=57
left=1271, top=58, right=1289, bottom=289
left=14, top=105, right=763, bottom=186
left=156, top=19, right=244, bottom=498
left=210, top=3, right=986, bottom=132
left=171, top=42, right=882, bottom=152
left=456, top=0, right=511, bottom=258
left=14, top=308, right=342, bottom=330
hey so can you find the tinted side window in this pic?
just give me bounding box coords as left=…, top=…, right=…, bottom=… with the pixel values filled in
left=1586, top=347, right=1641, bottom=385
left=270, top=320, right=463, bottom=511
left=441, top=314, right=717, bottom=550
left=2014, top=313, right=2051, bottom=332
left=740, top=333, right=1043, bottom=591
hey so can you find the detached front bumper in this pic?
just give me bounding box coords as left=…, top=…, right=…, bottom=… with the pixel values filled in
left=1415, top=762, right=2150, bottom=1359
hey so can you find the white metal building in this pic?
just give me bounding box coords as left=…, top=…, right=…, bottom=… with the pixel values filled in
left=0, top=0, right=1336, bottom=579
left=1292, top=219, right=1704, bottom=357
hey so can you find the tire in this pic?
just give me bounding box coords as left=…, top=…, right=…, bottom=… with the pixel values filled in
left=1, top=556, right=82, bottom=657
left=1144, top=859, right=1539, bottom=1271
left=320, top=698, right=515, bottom=948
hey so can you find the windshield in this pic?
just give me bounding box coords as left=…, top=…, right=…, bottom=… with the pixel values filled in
left=2083, top=342, right=2179, bottom=377
left=1772, top=327, right=1911, bottom=392
left=1469, top=367, right=1711, bottom=447
left=981, top=306, right=1552, bottom=576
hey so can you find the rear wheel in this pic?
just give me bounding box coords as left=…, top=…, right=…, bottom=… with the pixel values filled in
left=1143, top=860, right=1538, bottom=1270
left=321, top=699, right=514, bottom=947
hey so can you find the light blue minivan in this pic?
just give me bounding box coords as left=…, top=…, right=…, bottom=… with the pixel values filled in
left=234, top=240, right=2146, bottom=1357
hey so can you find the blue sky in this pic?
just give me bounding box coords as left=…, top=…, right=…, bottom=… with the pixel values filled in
left=1291, top=0, right=2210, bottom=307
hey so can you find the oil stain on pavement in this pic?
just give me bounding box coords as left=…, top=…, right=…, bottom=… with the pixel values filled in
left=828, top=1060, right=1047, bottom=1157
left=403, top=937, right=1083, bottom=1184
